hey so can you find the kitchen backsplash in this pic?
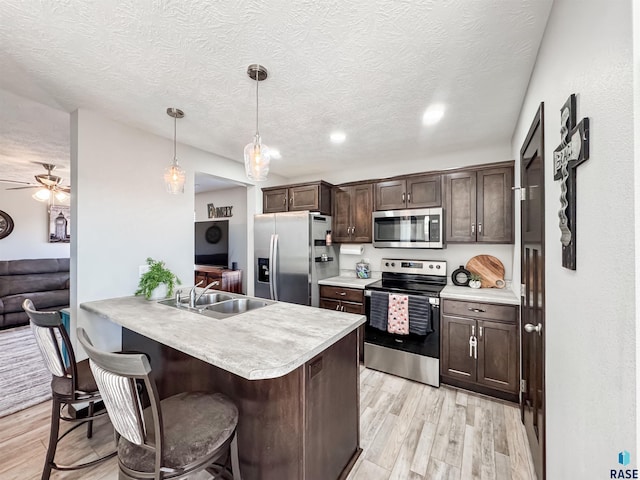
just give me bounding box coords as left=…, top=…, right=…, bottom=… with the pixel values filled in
left=339, top=243, right=514, bottom=283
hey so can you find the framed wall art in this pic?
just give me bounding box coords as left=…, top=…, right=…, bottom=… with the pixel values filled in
left=49, top=205, right=70, bottom=243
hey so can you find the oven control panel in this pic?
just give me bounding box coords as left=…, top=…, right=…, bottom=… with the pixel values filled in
left=380, top=258, right=447, bottom=276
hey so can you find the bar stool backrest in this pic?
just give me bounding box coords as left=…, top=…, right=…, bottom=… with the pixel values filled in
left=77, top=328, right=163, bottom=453
left=22, top=299, right=71, bottom=379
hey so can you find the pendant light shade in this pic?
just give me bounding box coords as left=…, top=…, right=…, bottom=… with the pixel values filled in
left=244, top=64, right=271, bottom=181
left=165, top=108, right=186, bottom=194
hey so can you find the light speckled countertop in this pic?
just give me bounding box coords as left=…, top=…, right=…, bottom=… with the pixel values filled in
left=441, top=285, right=520, bottom=305
left=318, top=275, right=380, bottom=289
left=81, top=295, right=365, bottom=381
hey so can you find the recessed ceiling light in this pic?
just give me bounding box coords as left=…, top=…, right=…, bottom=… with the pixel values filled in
left=330, top=132, right=346, bottom=144
left=270, top=148, right=281, bottom=159
left=422, top=104, right=445, bottom=126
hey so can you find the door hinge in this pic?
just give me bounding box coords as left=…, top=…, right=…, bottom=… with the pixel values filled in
left=520, top=379, right=527, bottom=393
left=520, top=284, right=525, bottom=297
left=520, top=187, right=527, bottom=201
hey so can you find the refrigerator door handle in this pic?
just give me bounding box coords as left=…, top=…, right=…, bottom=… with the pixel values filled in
left=272, top=234, right=279, bottom=301
left=268, top=234, right=275, bottom=300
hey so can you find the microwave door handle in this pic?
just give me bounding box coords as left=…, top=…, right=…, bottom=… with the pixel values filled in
left=424, top=216, right=430, bottom=243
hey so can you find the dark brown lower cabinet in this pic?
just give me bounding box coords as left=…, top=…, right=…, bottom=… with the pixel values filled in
left=319, top=286, right=366, bottom=362
left=441, top=299, right=519, bottom=402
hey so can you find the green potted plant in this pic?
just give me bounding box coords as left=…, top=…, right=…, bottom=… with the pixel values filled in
left=135, top=257, right=181, bottom=300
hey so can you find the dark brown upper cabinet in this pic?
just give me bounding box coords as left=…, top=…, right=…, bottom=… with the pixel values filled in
left=262, top=181, right=332, bottom=215
left=332, top=183, right=373, bottom=243
left=374, top=174, right=441, bottom=211
left=443, top=165, right=513, bottom=243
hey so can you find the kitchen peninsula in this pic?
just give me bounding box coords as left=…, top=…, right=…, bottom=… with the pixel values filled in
left=81, top=294, right=365, bottom=480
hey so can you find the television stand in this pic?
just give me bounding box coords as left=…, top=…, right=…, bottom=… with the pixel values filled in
left=194, top=265, right=242, bottom=294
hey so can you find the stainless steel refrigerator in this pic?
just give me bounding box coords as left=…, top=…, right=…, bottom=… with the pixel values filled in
left=254, top=211, right=339, bottom=306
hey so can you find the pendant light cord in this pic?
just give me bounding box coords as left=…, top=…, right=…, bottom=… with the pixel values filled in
left=173, top=114, right=177, bottom=162
left=255, top=74, right=260, bottom=137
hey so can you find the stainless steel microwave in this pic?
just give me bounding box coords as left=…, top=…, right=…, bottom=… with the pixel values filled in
left=372, top=207, right=444, bottom=249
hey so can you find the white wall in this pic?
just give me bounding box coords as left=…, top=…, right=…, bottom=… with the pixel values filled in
left=71, top=108, right=287, bottom=356
left=195, top=186, right=248, bottom=292
left=0, top=184, right=70, bottom=260
left=510, top=0, right=636, bottom=476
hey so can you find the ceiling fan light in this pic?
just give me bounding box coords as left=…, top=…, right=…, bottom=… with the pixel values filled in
left=164, top=160, right=186, bottom=194
left=244, top=135, right=270, bottom=181
left=55, top=191, right=69, bottom=201
left=33, top=188, right=51, bottom=202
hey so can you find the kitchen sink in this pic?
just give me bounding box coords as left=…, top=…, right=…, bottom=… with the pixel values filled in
left=204, top=298, right=272, bottom=315
left=157, top=293, right=273, bottom=317
left=193, top=292, right=234, bottom=306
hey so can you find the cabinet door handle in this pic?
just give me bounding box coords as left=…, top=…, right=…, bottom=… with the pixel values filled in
left=212, top=281, right=219, bottom=286
left=289, top=197, right=293, bottom=205
left=471, top=325, right=475, bottom=336
left=338, top=292, right=346, bottom=296
left=407, top=192, right=411, bottom=203
left=283, top=197, right=287, bottom=206
left=479, top=326, right=483, bottom=339
left=335, top=304, right=340, bottom=310
left=402, top=192, right=406, bottom=203
left=341, top=305, right=345, bottom=311
left=352, top=226, right=356, bottom=235
left=471, top=223, right=475, bottom=234
left=478, top=223, right=482, bottom=234
left=468, top=307, right=486, bottom=313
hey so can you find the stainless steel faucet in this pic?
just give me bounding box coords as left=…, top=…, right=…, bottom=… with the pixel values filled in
left=192, top=280, right=221, bottom=307
left=188, top=280, right=204, bottom=308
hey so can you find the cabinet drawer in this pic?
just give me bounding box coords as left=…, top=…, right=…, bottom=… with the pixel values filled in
left=442, top=299, right=517, bottom=323
left=341, top=302, right=365, bottom=314
left=319, top=286, right=364, bottom=303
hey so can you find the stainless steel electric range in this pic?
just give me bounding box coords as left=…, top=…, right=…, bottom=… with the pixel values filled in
left=364, top=258, right=446, bottom=387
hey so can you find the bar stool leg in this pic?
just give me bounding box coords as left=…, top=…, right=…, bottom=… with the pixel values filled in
left=42, top=399, right=61, bottom=480
left=87, top=401, right=94, bottom=438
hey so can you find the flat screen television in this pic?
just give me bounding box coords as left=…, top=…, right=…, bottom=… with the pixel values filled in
left=194, top=220, right=229, bottom=267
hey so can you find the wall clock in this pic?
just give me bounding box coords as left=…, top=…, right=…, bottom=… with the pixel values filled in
left=0, top=210, right=14, bottom=239
left=205, top=225, right=222, bottom=244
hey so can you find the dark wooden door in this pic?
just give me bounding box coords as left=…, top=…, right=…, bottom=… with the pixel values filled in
left=289, top=185, right=319, bottom=211
left=520, top=103, right=545, bottom=479
left=374, top=179, right=406, bottom=210
left=477, top=167, right=514, bottom=243
left=444, top=171, right=477, bottom=242
left=332, top=187, right=352, bottom=243
left=263, top=188, right=288, bottom=213
left=406, top=174, right=441, bottom=208
left=440, top=315, right=476, bottom=382
left=476, top=319, right=518, bottom=393
left=352, top=184, right=373, bottom=242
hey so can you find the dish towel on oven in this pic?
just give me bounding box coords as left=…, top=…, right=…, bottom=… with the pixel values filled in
left=388, top=294, right=409, bottom=335
left=369, top=291, right=389, bottom=331
left=408, top=295, right=432, bottom=335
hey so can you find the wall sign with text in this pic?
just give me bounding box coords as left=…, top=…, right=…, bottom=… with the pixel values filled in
left=207, top=203, right=233, bottom=218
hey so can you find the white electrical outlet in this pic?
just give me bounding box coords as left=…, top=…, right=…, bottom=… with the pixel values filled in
left=139, top=265, right=150, bottom=278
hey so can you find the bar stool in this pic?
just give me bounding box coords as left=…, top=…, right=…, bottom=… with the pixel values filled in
left=77, top=327, right=242, bottom=480
left=22, top=299, right=116, bottom=480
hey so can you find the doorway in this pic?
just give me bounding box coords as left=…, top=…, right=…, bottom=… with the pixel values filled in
left=520, top=103, right=545, bottom=479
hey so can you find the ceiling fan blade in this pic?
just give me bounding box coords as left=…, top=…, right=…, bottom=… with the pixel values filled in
left=7, top=186, right=40, bottom=190
left=57, top=186, right=71, bottom=193
left=0, top=179, right=35, bottom=185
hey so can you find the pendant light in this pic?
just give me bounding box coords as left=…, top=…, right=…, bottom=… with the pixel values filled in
left=164, top=107, right=186, bottom=194
left=244, top=64, right=271, bottom=181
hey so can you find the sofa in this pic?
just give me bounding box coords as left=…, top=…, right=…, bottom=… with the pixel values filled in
left=0, top=258, right=70, bottom=329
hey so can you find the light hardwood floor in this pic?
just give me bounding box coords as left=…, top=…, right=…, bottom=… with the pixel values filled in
left=0, top=368, right=536, bottom=480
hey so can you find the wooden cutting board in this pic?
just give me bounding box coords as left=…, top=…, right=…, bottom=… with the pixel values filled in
left=466, top=255, right=506, bottom=288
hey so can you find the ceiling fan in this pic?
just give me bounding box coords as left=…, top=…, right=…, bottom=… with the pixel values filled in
left=0, top=163, right=71, bottom=202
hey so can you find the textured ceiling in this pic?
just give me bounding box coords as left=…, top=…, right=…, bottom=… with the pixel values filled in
left=0, top=0, right=553, bottom=183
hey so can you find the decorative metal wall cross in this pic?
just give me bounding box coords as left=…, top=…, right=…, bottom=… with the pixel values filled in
left=553, top=94, right=590, bottom=270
